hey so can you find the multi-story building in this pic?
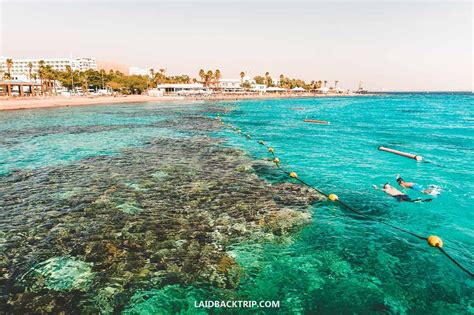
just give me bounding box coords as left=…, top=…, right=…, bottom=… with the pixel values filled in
left=0, top=56, right=97, bottom=76
left=75, top=57, right=97, bottom=72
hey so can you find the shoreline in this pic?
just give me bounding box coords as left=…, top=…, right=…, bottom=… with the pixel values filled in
left=0, top=93, right=374, bottom=111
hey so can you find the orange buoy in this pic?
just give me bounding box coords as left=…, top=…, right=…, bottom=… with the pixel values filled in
left=304, top=119, right=330, bottom=125
left=268, top=147, right=274, bottom=153
left=427, top=235, right=443, bottom=248
left=273, top=157, right=280, bottom=165
left=378, top=146, right=423, bottom=162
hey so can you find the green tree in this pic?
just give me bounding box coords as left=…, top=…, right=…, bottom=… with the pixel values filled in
left=5, top=58, right=13, bottom=77
left=254, top=76, right=265, bottom=85
left=205, top=70, right=213, bottom=87
left=242, top=81, right=251, bottom=90
left=199, top=69, right=205, bottom=84
left=264, top=72, right=270, bottom=87
left=214, top=69, right=221, bottom=89
left=38, top=60, right=46, bottom=95
left=27, top=62, right=33, bottom=80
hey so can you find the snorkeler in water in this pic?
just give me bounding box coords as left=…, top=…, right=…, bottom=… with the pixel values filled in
left=396, top=174, right=439, bottom=195
left=373, top=183, right=432, bottom=203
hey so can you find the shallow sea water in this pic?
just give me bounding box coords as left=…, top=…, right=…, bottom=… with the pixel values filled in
left=0, top=94, right=473, bottom=314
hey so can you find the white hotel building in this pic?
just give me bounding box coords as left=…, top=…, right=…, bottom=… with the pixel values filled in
left=0, top=56, right=97, bottom=76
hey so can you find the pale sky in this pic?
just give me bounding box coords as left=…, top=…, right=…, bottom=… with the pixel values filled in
left=1, top=1, right=472, bottom=91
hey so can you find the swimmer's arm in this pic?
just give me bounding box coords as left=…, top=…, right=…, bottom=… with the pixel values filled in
left=373, top=184, right=385, bottom=191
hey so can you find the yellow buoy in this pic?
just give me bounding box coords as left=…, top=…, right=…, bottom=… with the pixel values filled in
left=289, top=172, right=298, bottom=178
left=268, top=147, right=274, bottom=153
left=273, top=158, right=280, bottom=164
left=427, top=235, right=443, bottom=248
left=328, top=194, right=339, bottom=201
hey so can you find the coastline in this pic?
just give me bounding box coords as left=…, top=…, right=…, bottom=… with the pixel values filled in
left=0, top=93, right=373, bottom=111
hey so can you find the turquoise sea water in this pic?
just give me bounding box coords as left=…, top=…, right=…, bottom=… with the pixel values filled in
left=1, top=93, right=473, bottom=313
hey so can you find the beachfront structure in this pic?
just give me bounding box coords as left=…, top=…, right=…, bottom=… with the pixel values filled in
left=0, top=80, right=42, bottom=97
left=156, top=83, right=206, bottom=94
left=217, top=79, right=243, bottom=92
left=291, top=87, right=306, bottom=92
left=0, top=56, right=97, bottom=76
left=315, top=87, right=330, bottom=94
left=266, top=87, right=287, bottom=93
left=251, top=84, right=267, bottom=92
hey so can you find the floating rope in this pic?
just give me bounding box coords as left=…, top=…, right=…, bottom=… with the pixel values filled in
left=215, top=115, right=473, bottom=278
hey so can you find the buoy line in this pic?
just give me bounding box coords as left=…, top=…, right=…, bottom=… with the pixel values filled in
left=215, top=115, right=474, bottom=278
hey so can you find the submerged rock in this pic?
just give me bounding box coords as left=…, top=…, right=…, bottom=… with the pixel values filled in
left=19, top=256, right=94, bottom=292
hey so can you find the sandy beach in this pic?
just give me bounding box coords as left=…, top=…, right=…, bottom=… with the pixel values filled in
left=0, top=95, right=181, bottom=111
left=0, top=93, right=367, bottom=111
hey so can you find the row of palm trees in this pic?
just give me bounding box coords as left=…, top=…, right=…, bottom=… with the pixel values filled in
left=3, top=58, right=337, bottom=94
left=3, top=59, right=58, bottom=95
left=1, top=58, right=106, bottom=96
left=252, top=71, right=332, bottom=90
left=198, top=69, right=221, bottom=87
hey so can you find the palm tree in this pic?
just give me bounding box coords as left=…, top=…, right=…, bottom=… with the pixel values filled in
left=214, top=69, right=221, bottom=88
left=206, top=70, right=213, bottom=87
left=80, top=72, right=89, bottom=96
left=38, top=60, right=45, bottom=95
left=199, top=69, right=206, bottom=84
left=65, top=65, right=75, bottom=92
left=265, top=72, right=270, bottom=87
left=148, top=69, right=156, bottom=88
left=100, top=69, right=106, bottom=90
left=50, top=68, right=59, bottom=95
left=27, top=62, right=33, bottom=80
left=324, top=80, right=328, bottom=88
left=85, top=72, right=90, bottom=95
left=335, top=80, right=339, bottom=89
left=43, top=65, right=55, bottom=95
left=6, top=58, right=13, bottom=77
left=279, top=74, right=284, bottom=87
left=240, top=71, right=245, bottom=84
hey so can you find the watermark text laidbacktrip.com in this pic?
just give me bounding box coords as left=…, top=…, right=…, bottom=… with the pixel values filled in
left=194, top=300, right=280, bottom=309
